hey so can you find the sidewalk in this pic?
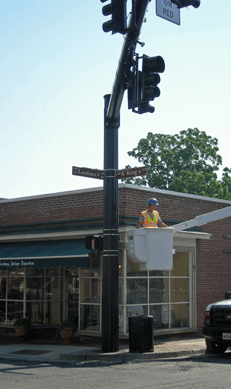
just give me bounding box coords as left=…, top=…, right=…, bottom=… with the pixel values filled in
left=0, top=336, right=207, bottom=365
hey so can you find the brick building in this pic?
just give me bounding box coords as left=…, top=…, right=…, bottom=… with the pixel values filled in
left=0, top=183, right=231, bottom=337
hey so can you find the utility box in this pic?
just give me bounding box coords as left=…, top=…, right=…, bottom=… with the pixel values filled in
left=129, top=315, right=154, bottom=353
left=127, top=228, right=174, bottom=270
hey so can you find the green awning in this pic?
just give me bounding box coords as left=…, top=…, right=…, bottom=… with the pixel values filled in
left=0, top=239, right=90, bottom=269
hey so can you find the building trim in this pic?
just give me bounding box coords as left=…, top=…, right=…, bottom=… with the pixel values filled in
left=1, top=183, right=231, bottom=206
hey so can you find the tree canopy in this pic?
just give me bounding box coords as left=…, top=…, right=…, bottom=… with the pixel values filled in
left=122, top=128, right=231, bottom=200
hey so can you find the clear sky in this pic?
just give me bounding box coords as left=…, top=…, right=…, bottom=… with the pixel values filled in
left=1, top=1, right=231, bottom=199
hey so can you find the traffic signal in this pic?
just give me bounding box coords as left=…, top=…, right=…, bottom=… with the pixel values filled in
left=86, top=235, right=103, bottom=252
left=100, top=0, right=127, bottom=34
left=171, top=0, right=200, bottom=8
left=138, top=55, right=165, bottom=114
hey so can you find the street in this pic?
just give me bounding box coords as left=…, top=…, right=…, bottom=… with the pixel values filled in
left=0, top=354, right=231, bottom=389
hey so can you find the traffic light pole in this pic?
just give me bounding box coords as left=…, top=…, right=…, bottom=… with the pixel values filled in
left=102, top=0, right=151, bottom=353
left=102, top=94, right=119, bottom=352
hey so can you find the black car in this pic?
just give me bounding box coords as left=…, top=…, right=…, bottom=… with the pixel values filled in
left=202, top=298, right=231, bottom=354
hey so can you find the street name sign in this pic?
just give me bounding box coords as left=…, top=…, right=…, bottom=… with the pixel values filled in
left=115, top=166, right=147, bottom=179
left=72, top=166, right=147, bottom=180
left=72, top=166, right=105, bottom=180
left=156, top=0, right=180, bottom=25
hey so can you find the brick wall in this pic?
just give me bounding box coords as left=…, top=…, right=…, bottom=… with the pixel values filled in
left=1, top=183, right=231, bottom=331
left=120, top=185, right=231, bottom=330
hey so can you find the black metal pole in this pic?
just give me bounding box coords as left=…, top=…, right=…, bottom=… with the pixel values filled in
left=102, top=0, right=151, bottom=352
left=102, top=94, right=119, bottom=352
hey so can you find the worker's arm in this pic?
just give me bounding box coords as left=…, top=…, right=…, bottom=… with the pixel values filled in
left=136, top=220, right=142, bottom=228
left=158, top=217, right=168, bottom=228
left=136, top=213, right=144, bottom=228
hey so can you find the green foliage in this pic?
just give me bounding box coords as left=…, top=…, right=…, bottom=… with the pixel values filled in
left=122, top=128, right=231, bottom=200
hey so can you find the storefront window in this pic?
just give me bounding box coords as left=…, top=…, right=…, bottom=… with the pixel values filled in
left=0, top=273, right=6, bottom=322
left=119, top=278, right=123, bottom=305
left=7, top=301, right=23, bottom=323
left=171, top=303, right=189, bottom=328
left=80, top=252, right=101, bottom=278
left=171, top=278, right=189, bottom=303
left=127, top=278, right=148, bottom=304
left=26, top=301, right=44, bottom=324
left=8, top=276, right=24, bottom=300
left=80, top=304, right=100, bottom=331
left=125, top=251, right=191, bottom=333
left=26, top=268, right=45, bottom=276
left=127, top=259, right=148, bottom=277
left=150, top=305, right=169, bottom=329
left=26, top=278, right=44, bottom=300
left=0, top=267, right=64, bottom=325
left=80, top=278, right=101, bottom=303
left=149, top=278, right=169, bottom=304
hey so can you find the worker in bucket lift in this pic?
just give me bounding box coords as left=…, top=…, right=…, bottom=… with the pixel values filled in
left=136, top=198, right=168, bottom=228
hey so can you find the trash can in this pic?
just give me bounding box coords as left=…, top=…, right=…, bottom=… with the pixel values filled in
left=128, top=315, right=154, bottom=353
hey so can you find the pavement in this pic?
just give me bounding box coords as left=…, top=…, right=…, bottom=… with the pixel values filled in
left=0, top=334, right=208, bottom=365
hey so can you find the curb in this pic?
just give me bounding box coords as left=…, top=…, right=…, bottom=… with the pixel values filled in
left=0, top=348, right=207, bottom=366
left=59, top=348, right=206, bottom=363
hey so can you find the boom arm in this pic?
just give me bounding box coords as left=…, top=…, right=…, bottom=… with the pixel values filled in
left=172, top=206, right=231, bottom=234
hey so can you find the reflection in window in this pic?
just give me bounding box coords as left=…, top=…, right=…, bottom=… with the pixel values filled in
left=127, top=257, right=147, bottom=277
left=171, top=278, right=189, bottom=303
left=8, top=277, right=24, bottom=300
left=26, top=278, right=44, bottom=300
left=80, top=305, right=100, bottom=331
left=149, top=278, right=169, bottom=304
left=80, top=252, right=101, bottom=278
left=127, top=279, right=148, bottom=304
left=126, top=305, right=148, bottom=332
left=80, top=278, right=101, bottom=303
left=150, top=305, right=167, bottom=329
left=7, top=301, right=23, bottom=323
left=0, top=267, right=64, bottom=325
left=171, top=304, right=189, bottom=328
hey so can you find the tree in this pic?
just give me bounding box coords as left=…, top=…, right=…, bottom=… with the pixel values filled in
left=219, top=168, right=231, bottom=200
left=122, top=128, right=230, bottom=199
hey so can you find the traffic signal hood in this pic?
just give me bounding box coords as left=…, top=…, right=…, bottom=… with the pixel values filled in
left=141, top=55, right=165, bottom=103
left=139, top=55, right=165, bottom=114
left=127, top=54, right=165, bottom=114
left=100, top=0, right=127, bottom=34
left=171, top=0, right=200, bottom=8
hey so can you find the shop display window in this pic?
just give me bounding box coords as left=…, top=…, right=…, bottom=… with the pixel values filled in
left=0, top=268, right=64, bottom=325
left=125, top=250, right=191, bottom=333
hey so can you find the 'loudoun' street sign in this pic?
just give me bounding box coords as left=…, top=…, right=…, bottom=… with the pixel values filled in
left=72, top=166, right=105, bottom=180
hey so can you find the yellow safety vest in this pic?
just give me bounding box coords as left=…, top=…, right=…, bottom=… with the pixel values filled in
left=141, top=210, right=159, bottom=227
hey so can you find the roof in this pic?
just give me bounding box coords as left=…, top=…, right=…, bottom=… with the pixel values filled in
left=1, top=183, right=231, bottom=206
